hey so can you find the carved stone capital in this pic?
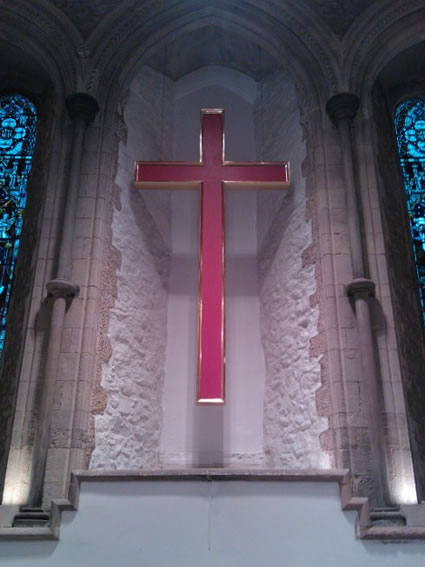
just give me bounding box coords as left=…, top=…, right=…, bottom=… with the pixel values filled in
left=46, top=278, right=79, bottom=299
left=346, top=277, right=375, bottom=299
left=66, top=92, right=99, bottom=125
left=326, top=93, right=360, bottom=126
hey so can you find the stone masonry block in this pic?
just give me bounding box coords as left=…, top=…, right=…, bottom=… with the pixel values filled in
left=76, top=197, right=96, bottom=219
left=57, top=352, right=79, bottom=381
left=324, top=144, right=343, bottom=166
left=79, top=173, right=98, bottom=197
left=78, top=352, right=95, bottom=385
left=72, top=237, right=93, bottom=260
left=334, top=253, right=352, bottom=285
left=332, top=232, right=351, bottom=255
left=74, top=217, right=93, bottom=238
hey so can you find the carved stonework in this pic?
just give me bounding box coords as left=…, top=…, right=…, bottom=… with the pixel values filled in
left=46, top=278, right=79, bottom=299
left=347, top=0, right=425, bottom=92
left=326, top=92, right=360, bottom=125
left=346, top=278, right=376, bottom=299
left=372, top=80, right=425, bottom=501
left=3, top=0, right=81, bottom=90
left=66, top=92, right=99, bottom=124
left=313, top=0, right=371, bottom=37
left=87, top=1, right=339, bottom=99
left=50, top=0, right=119, bottom=39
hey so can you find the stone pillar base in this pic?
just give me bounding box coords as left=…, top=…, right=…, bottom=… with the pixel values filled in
left=12, top=507, right=50, bottom=528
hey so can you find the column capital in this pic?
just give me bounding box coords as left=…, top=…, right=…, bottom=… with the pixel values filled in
left=66, top=92, right=99, bottom=125
left=326, top=93, right=360, bottom=126
left=46, top=278, right=79, bottom=299
left=346, top=277, right=375, bottom=299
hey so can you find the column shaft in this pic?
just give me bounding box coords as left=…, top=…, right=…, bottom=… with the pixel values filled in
left=355, top=294, right=390, bottom=506
left=327, top=93, right=390, bottom=507
left=338, top=119, right=365, bottom=278
left=27, top=93, right=98, bottom=508
left=57, top=119, right=85, bottom=279
left=27, top=296, right=67, bottom=506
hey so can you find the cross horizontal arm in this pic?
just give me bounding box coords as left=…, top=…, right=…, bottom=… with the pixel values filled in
left=220, top=162, right=289, bottom=186
left=135, top=162, right=204, bottom=186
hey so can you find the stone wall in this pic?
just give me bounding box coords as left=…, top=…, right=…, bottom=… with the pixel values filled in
left=90, top=67, right=173, bottom=469
left=255, top=71, right=329, bottom=468
left=0, top=88, right=58, bottom=501
left=371, top=83, right=425, bottom=501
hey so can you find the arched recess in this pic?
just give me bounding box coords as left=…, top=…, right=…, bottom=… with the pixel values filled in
left=0, top=3, right=83, bottom=500
left=343, top=0, right=425, bottom=100
left=88, top=0, right=337, bottom=109
left=82, top=0, right=347, bottom=474
left=0, top=94, right=38, bottom=359
left=368, top=39, right=425, bottom=502
left=394, top=98, right=425, bottom=321
left=0, top=0, right=83, bottom=96
left=309, top=0, right=425, bottom=503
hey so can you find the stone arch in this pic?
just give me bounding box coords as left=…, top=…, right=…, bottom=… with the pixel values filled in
left=309, top=0, right=425, bottom=504
left=365, top=39, right=425, bottom=501
left=0, top=0, right=84, bottom=97
left=84, top=1, right=339, bottom=473
left=89, top=0, right=338, bottom=112
left=0, top=2, right=88, bottom=503
left=0, top=54, right=57, bottom=502
left=343, top=0, right=425, bottom=100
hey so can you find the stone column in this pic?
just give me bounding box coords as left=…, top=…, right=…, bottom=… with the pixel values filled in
left=326, top=93, right=390, bottom=508
left=27, top=93, right=99, bottom=509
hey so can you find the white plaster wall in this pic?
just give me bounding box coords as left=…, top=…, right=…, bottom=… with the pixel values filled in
left=255, top=71, right=329, bottom=467
left=2, top=479, right=425, bottom=566
left=160, top=67, right=266, bottom=465
left=90, top=67, right=174, bottom=468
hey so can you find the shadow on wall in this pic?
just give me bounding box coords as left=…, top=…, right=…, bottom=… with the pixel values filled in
left=130, top=189, right=171, bottom=287
left=257, top=187, right=294, bottom=287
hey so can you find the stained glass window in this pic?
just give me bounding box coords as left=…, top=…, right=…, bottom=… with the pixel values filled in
left=395, top=98, right=425, bottom=323
left=0, top=95, right=37, bottom=362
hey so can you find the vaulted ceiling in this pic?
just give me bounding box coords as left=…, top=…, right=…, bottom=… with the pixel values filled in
left=50, top=0, right=375, bottom=40
left=42, top=0, right=378, bottom=86
left=311, top=0, right=372, bottom=37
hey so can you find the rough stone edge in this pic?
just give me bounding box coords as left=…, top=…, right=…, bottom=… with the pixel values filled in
left=86, top=105, right=126, bottom=466
left=298, top=96, right=334, bottom=465
left=1, top=468, right=425, bottom=541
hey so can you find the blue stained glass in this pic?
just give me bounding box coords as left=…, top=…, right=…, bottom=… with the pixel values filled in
left=395, top=98, right=425, bottom=323
left=0, top=95, right=37, bottom=362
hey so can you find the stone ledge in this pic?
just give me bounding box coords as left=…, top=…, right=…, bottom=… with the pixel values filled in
left=71, top=468, right=350, bottom=483
left=1, top=468, right=425, bottom=542
left=0, top=527, right=56, bottom=541
left=361, top=526, right=425, bottom=540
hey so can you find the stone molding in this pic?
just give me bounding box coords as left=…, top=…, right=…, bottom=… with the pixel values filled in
left=344, top=0, right=425, bottom=93
left=1, top=0, right=82, bottom=93
left=346, top=278, right=376, bottom=299
left=45, top=278, right=79, bottom=300
left=65, top=92, right=99, bottom=124
left=326, top=92, right=360, bottom=125
left=86, top=0, right=339, bottom=101
left=4, top=0, right=424, bottom=107
left=1, top=469, right=424, bottom=541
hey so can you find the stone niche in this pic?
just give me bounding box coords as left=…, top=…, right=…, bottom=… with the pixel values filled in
left=90, top=64, right=329, bottom=470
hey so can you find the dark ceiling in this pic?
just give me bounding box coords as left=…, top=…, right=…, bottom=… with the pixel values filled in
left=50, top=0, right=375, bottom=40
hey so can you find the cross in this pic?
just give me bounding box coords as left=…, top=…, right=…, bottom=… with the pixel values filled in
left=135, top=109, right=289, bottom=404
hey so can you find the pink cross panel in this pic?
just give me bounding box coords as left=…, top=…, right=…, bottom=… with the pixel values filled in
left=135, top=110, right=289, bottom=404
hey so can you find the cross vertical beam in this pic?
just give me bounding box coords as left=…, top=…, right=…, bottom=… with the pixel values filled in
left=135, top=110, right=289, bottom=404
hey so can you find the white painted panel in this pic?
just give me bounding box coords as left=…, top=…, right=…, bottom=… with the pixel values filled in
left=2, top=480, right=425, bottom=566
